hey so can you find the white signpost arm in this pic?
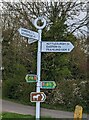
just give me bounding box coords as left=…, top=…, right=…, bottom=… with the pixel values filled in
left=36, top=29, right=42, bottom=119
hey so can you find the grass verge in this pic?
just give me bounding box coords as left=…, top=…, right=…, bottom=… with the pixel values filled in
left=2, top=112, right=34, bottom=118
left=2, top=112, right=60, bottom=120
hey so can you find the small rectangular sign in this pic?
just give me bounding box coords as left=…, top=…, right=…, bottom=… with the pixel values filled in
left=18, top=28, right=38, bottom=40
left=41, top=41, right=74, bottom=52
left=30, top=92, right=46, bottom=102
left=25, top=74, right=38, bottom=82
left=41, top=81, right=56, bottom=89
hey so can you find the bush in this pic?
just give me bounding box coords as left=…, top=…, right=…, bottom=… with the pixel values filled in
left=3, top=78, right=89, bottom=112
left=2, top=79, right=19, bottom=99
left=2, top=79, right=36, bottom=104
left=46, top=80, right=89, bottom=112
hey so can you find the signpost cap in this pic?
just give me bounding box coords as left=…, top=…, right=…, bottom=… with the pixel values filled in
left=34, top=16, right=46, bottom=30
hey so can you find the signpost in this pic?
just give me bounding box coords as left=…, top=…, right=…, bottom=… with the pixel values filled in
left=41, top=41, right=74, bottom=52
left=41, top=81, right=56, bottom=89
left=30, top=92, right=46, bottom=102
left=18, top=16, right=74, bottom=120
left=25, top=74, right=37, bottom=82
left=18, top=28, right=38, bottom=40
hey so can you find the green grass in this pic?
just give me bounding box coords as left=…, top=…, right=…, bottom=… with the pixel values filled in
left=2, top=112, right=55, bottom=120
left=0, top=113, right=2, bottom=119
left=2, top=112, right=34, bottom=118
left=2, top=112, right=72, bottom=120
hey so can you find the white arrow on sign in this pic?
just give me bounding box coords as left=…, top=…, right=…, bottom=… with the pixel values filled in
left=41, top=93, right=46, bottom=101
left=41, top=41, right=74, bottom=52
left=18, top=28, right=38, bottom=40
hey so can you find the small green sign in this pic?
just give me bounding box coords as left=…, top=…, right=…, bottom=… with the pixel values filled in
left=41, top=81, right=56, bottom=89
left=25, top=74, right=38, bottom=82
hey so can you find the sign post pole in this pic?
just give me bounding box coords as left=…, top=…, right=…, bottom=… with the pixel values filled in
left=34, top=17, right=46, bottom=120
left=36, top=29, right=42, bottom=119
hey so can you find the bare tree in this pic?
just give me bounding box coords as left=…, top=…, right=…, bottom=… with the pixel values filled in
left=1, top=1, right=88, bottom=37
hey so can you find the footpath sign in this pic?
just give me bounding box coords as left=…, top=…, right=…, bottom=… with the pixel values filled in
left=41, top=41, right=74, bottom=52
left=25, top=74, right=37, bottom=82
left=18, top=28, right=38, bottom=40
left=30, top=92, right=46, bottom=102
left=41, top=81, right=56, bottom=89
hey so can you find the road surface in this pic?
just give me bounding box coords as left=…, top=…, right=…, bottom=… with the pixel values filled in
left=0, top=99, right=87, bottom=118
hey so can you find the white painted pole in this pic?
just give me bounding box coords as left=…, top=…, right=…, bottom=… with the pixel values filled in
left=34, top=16, right=46, bottom=120
left=36, top=29, right=42, bottom=119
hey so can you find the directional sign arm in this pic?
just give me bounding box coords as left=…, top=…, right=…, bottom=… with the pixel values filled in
left=41, top=41, right=74, bottom=52
left=30, top=92, right=46, bottom=102
left=41, top=81, right=56, bottom=89
left=25, top=74, right=37, bottom=82
left=18, top=28, right=39, bottom=40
